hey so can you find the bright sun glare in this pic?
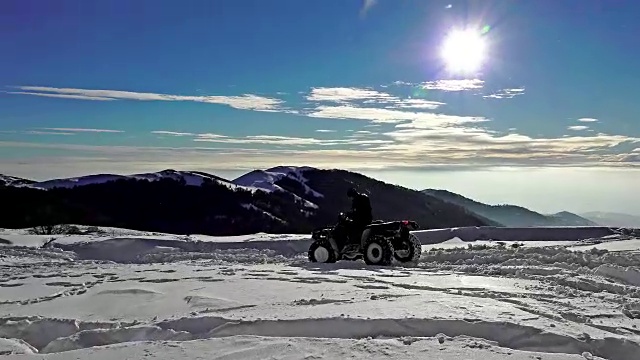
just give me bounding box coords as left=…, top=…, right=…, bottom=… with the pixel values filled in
left=441, top=29, right=487, bottom=73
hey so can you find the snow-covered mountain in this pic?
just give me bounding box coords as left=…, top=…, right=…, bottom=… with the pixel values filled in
left=233, top=166, right=324, bottom=198
left=0, top=174, right=35, bottom=187
left=26, top=169, right=251, bottom=191
left=232, top=166, right=323, bottom=210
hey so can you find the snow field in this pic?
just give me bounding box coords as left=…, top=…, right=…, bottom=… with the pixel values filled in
left=1, top=225, right=639, bottom=359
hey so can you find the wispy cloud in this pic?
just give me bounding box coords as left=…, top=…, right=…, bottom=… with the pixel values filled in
left=39, top=127, right=124, bottom=133
left=374, top=120, right=639, bottom=167
left=391, top=79, right=484, bottom=91
left=5, top=80, right=638, bottom=172
left=421, top=79, right=484, bottom=91
left=360, top=0, right=377, bottom=17
left=2, top=135, right=638, bottom=182
left=151, top=131, right=196, bottom=136
left=568, top=125, right=589, bottom=131
left=194, top=133, right=391, bottom=147
left=4, top=92, right=117, bottom=101
left=307, top=87, right=395, bottom=103
left=307, top=105, right=487, bottom=125
left=386, top=98, right=446, bottom=110
left=306, top=87, right=445, bottom=111
left=3, top=128, right=121, bottom=136
left=8, top=86, right=284, bottom=111
left=483, top=88, right=525, bottom=99
left=24, top=131, right=76, bottom=136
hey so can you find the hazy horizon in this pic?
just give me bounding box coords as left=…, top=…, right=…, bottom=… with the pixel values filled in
left=2, top=1, right=639, bottom=217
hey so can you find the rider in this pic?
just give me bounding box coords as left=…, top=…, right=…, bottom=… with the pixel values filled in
left=346, top=187, right=373, bottom=245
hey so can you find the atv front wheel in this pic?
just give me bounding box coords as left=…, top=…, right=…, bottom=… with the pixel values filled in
left=362, top=236, right=394, bottom=266
left=308, top=239, right=337, bottom=263
left=394, top=233, right=422, bottom=263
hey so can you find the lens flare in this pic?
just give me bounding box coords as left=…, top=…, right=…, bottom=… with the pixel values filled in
left=440, top=28, right=487, bottom=74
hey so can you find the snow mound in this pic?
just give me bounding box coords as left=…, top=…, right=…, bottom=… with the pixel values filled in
left=414, top=226, right=622, bottom=244
left=41, top=325, right=191, bottom=353
left=0, top=337, right=37, bottom=355
left=51, top=236, right=312, bottom=264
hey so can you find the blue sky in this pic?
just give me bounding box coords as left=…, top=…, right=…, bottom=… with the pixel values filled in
left=1, top=0, right=639, bottom=215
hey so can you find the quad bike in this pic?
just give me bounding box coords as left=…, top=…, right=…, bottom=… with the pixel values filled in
left=308, top=212, right=422, bottom=266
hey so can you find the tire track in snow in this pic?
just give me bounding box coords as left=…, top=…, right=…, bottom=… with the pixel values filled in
left=7, top=315, right=634, bottom=359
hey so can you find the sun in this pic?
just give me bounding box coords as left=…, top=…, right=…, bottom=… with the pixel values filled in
left=440, top=29, right=487, bottom=74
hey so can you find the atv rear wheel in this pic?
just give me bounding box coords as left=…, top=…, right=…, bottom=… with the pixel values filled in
left=394, top=233, right=422, bottom=263
left=308, top=239, right=337, bottom=263
left=362, top=235, right=394, bottom=266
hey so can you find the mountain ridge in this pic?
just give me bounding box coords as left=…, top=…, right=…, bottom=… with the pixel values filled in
left=422, top=188, right=598, bottom=227
left=580, top=211, right=640, bottom=228
left=0, top=166, right=495, bottom=235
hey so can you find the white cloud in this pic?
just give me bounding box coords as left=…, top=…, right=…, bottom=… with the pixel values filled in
left=40, top=128, right=124, bottom=133
left=391, top=81, right=413, bottom=86
left=578, top=118, right=599, bottom=123
left=307, top=87, right=395, bottom=103
left=421, top=79, right=484, bottom=91
left=195, top=133, right=231, bottom=140
left=386, top=98, right=445, bottom=110
left=306, top=87, right=445, bottom=111
left=152, top=131, right=196, bottom=136
left=315, top=129, right=336, bottom=133
left=192, top=133, right=391, bottom=147
left=568, top=125, right=589, bottom=131
left=307, top=105, right=487, bottom=125
left=483, top=88, right=525, bottom=99
left=375, top=122, right=639, bottom=166
left=24, top=131, right=76, bottom=136
left=194, top=135, right=334, bottom=146
left=9, top=86, right=284, bottom=111
left=5, top=128, right=124, bottom=136
left=4, top=91, right=117, bottom=101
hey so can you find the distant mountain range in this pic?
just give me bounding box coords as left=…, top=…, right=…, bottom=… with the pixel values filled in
left=0, top=167, right=494, bottom=236
left=579, top=211, right=640, bottom=228
left=422, top=189, right=598, bottom=227
left=1, top=167, right=631, bottom=236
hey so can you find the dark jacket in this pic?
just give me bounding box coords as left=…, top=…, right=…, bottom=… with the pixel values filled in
left=350, top=192, right=373, bottom=224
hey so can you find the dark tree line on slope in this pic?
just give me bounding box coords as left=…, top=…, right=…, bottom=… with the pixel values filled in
left=273, top=169, right=498, bottom=229
left=0, top=178, right=301, bottom=236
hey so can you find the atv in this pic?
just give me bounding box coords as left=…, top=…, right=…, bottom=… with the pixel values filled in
left=308, top=212, right=422, bottom=266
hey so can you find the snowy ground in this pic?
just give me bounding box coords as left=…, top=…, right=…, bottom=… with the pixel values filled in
left=1, top=226, right=640, bottom=359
